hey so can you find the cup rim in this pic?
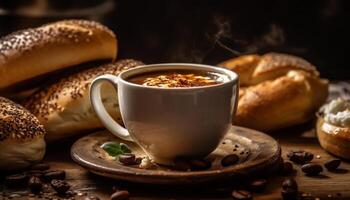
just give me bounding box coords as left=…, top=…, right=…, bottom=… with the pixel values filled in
left=118, top=63, right=238, bottom=90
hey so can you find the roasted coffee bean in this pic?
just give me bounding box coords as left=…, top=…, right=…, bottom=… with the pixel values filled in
left=119, top=153, right=137, bottom=165
left=324, top=159, right=341, bottom=171
left=189, top=159, right=211, bottom=170
left=30, top=163, right=50, bottom=171
left=28, top=176, right=42, bottom=193
left=44, top=170, right=66, bottom=181
left=281, top=188, right=298, bottom=200
left=173, top=158, right=191, bottom=171
left=51, top=179, right=70, bottom=194
left=110, top=190, right=130, bottom=200
left=301, top=163, right=323, bottom=176
left=232, top=190, right=252, bottom=200
left=221, top=154, right=239, bottom=167
left=135, top=157, right=142, bottom=165
left=282, top=178, right=298, bottom=190
left=249, top=179, right=267, bottom=192
left=5, top=174, right=28, bottom=186
left=281, top=162, right=294, bottom=175
left=287, top=150, right=313, bottom=164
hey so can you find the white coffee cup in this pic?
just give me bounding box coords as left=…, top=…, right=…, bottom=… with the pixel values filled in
left=90, top=63, right=239, bottom=165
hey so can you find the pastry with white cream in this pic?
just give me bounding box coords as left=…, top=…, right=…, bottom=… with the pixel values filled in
left=317, top=98, right=350, bottom=159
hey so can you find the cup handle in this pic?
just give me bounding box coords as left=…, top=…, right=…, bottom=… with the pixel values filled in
left=90, top=74, right=133, bottom=141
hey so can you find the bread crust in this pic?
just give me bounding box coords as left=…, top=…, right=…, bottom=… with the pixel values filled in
left=25, top=59, right=144, bottom=142
left=317, top=117, right=350, bottom=159
left=0, top=97, right=46, bottom=170
left=0, top=19, right=117, bottom=90
left=219, top=53, right=328, bottom=131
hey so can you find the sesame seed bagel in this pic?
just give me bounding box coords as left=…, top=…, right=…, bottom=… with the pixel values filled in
left=0, top=97, right=46, bottom=170
left=25, top=59, right=144, bottom=142
left=0, top=19, right=117, bottom=91
left=219, top=53, right=329, bottom=131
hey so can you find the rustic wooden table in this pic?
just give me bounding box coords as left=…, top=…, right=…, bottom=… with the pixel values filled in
left=1, top=82, right=350, bottom=200
left=2, top=122, right=349, bottom=200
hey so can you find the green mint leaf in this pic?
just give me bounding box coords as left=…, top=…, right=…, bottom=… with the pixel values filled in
left=120, top=143, right=131, bottom=153
left=100, top=142, right=131, bottom=157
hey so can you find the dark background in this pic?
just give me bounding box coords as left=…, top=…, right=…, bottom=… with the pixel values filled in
left=0, top=0, right=348, bottom=79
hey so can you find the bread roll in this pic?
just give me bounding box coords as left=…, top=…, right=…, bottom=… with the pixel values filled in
left=0, top=97, right=46, bottom=170
left=316, top=98, right=350, bottom=159
left=0, top=19, right=117, bottom=91
left=317, top=118, right=350, bottom=159
left=219, top=53, right=329, bottom=131
left=25, top=59, right=144, bottom=142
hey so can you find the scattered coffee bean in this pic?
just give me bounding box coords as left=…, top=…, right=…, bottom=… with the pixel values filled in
left=119, top=153, right=137, bottom=165
left=135, top=157, right=142, bottom=165
left=221, top=154, right=239, bottom=167
left=30, top=163, right=50, bottom=171
left=110, top=190, right=130, bottom=200
left=173, top=158, right=191, bottom=171
left=28, top=176, right=42, bottom=193
left=44, top=170, right=66, bottom=181
left=232, top=190, right=252, bottom=200
left=282, top=178, right=298, bottom=191
left=324, top=159, right=341, bottom=171
left=5, top=174, right=28, bottom=186
left=281, top=162, right=294, bottom=175
left=301, top=163, right=323, bottom=176
left=287, top=150, right=314, bottom=164
left=248, top=179, right=267, bottom=192
left=189, top=159, right=211, bottom=170
left=281, top=188, right=298, bottom=200
left=51, top=179, right=70, bottom=194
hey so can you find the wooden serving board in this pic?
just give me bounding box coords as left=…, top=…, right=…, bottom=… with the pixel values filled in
left=71, top=126, right=281, bottom=185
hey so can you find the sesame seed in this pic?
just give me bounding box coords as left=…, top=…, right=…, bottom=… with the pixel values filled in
left=25, top=59, right=143, bottom=120
left=0, top=19, right=115, bottom=65
left=0, top=97, right=45, bottom=141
